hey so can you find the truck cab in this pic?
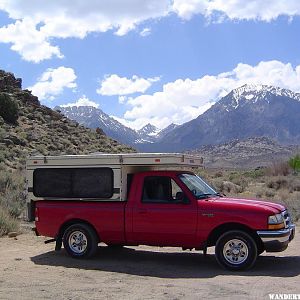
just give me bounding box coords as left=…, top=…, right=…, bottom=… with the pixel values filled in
left=26, top=153, right=295, bottom=271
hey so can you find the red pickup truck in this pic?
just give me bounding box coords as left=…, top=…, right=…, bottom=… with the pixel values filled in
left=27, top=153, right=295, bottom=271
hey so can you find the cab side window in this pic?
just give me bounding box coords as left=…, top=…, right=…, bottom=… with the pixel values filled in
left=142, top=176, right=185, bottom=203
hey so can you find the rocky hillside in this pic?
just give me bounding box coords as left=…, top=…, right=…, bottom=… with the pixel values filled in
left=189, top=137, right=300, bottom=169
left=0, top=70, right=134, bottom=169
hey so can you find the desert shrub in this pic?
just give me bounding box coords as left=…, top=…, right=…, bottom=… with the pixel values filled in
left=0, top=206, right=19, bottom=236
left=287, top=177, right=300, bottom=192
left=266, top=176, right=288, bottom=190
left=0, top=127, right=6, bottom=140
left=265, top=189, right=275, bottom=198
left=255, top=189, right=264, bottom=198
left=289, top=154, right=300, bottom=173
left=243, top=168, right=265, bottom=179
left=0, top=170, right=26, bottom=218
left=273, top=190, right=300, bottom=221
left=0, top=93, right=19, bottom=124
left=212, top=179, right=243, bottom=194
left=265, top=161, right=290, bottom=176
left=214, top=171, right=223, bottom=178
left=226, top=171, right=248, bottom=191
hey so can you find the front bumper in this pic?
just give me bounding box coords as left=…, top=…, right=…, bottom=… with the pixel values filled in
left=257, top=224, right=295, bottom=252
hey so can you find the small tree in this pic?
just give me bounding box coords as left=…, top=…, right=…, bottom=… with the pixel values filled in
left=0, top=93, right=19, bottom=124
left=288, top=154, right=300, bottom=173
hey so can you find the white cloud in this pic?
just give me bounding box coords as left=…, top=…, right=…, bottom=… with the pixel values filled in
left=140, top=27, right=151, bottom=37
left=0, top=18, right=63, bottom=62
left=28, top=67, right=77, bottom=100
left=172, top=0, right=300, bottom=21
left=60, top=95, right=99, bottom=108
left=1, top=1, right=299, bottom=62
left=120, top=60, right=300, bottom=129
left=97, top=74, right=160, bottom=96
left=0, top=0, right=170, bottom=61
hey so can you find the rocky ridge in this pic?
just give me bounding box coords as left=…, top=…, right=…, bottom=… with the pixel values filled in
left=0, top=70, right=134, bottom=169
left=188, top=137, right=300, bottom=169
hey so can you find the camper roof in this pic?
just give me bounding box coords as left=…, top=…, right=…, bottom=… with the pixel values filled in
left=26, top=153, right=203, bottom=168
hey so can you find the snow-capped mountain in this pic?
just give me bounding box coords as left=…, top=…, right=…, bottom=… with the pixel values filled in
left=155, top=84, right=300, bottom=151
left=135, top=124, right=160, bottom=144
left=56, top=106, right=178, bottom=147
left=57, top=84, right=300, bottom=152
left=224, top=84, right=300, bottom=111
left=55, top=106, right=138, bottom=146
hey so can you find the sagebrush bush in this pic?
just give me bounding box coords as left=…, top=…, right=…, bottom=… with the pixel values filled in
left=265, top=161, right=290, bottom=176
left=0, top=206, right=19, bottom=236
left=267, top=176, right=288, bottom=190
left=0, top=93, right=19, bottom=124
left=0, top=169, right=26, bottom=218
left=289, top=154, right=300, bottom=173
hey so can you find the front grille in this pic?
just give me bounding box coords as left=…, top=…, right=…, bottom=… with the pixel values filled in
left=283, top=210, right=291, bottom=228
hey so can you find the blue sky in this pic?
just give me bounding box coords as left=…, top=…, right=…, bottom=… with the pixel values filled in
left=0, top=1, right=300, bottom=129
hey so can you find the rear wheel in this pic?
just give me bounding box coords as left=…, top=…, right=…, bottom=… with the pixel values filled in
left=63, top=223, right=98, bottom=258
left=215, top=230, right=257, bottom=271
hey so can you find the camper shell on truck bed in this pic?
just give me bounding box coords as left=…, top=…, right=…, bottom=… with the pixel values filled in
left=26, top=152, right=295, bottom=271
left=26, top=153, right=203, bottom=220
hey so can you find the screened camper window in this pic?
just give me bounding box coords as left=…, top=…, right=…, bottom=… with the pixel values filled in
left=33, top=168, right=113, bottom=198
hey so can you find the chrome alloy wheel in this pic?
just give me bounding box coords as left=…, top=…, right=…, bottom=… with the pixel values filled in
left=68, top=230, right=88, bottom=254
left=223, top=238, right=249, bottom=265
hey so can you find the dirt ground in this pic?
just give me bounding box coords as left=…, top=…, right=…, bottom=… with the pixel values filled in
left=0, top=225, right=299, bottom=300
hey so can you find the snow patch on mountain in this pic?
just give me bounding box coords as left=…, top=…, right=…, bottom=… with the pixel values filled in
left=225, top=84, right=300, bottom=111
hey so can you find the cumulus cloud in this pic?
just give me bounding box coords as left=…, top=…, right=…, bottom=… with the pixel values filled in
left=28, top=67, right=77, bottom=100
left=60, top=95, right=99, bottom=108
left=0, top=18, right=63, bottom=62
left=0, top=0, right=170, bottom=61
left=172, top=0, right=300, bottom=21
left=97, top=74, right=160, bottom=96
left=119, top=60, right=300, bottom=129
left=1, top=1, right=299, bottom=62
left=140, top=27, right=151, bottom=37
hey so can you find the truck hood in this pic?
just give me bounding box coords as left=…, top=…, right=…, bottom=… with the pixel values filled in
left=203, top=196, right=285, bottom=214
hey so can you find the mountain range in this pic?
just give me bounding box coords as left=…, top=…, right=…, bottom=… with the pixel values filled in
left=56, top=105, right=179, bottom=147
left=156, top=84, right=300, bottom=151
left=57, top=84, right=300, bottom=152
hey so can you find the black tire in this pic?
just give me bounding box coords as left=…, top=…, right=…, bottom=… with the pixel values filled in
left=215, top=230, right=258, bottom=271
left=63, top=223, right=98, bottom=258
left=257, top=244, right=265, bottom=255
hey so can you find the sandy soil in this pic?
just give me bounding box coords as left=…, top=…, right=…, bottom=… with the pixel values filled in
left=0, top=225, right=299, bottom=300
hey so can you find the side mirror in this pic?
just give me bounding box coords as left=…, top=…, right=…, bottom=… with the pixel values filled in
left=176, top=192, right=189, bottom=204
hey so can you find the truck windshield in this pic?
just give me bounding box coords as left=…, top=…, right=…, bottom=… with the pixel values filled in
left=179, top=173, right=219, bottom=199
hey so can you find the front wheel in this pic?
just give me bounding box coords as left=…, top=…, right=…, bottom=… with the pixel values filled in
left=63, top=223, right=98, bottom=258
left=215, top=230, right=257, bottom=271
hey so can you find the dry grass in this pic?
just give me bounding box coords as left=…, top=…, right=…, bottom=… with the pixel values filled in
left=0, top=166, right=25, bottom=236
left=199, top=166, right=300, bottom=221
left=0, top=207, right=19, bottom=236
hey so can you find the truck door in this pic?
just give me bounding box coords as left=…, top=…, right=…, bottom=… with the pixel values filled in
left=130, top=173, right=198, bottom=247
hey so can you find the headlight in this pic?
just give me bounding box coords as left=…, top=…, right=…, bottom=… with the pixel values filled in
left=268, top=213, right=285, bottom=229
left=268, top=213, right=284, bottom=224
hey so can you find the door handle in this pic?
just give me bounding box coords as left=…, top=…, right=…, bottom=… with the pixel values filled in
left=138, top=209, right=148, bottom=214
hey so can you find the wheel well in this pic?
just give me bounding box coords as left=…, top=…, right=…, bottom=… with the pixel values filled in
left=58, top=219, right=100, bottom=242
left=206, top=223, right=263, bottom=250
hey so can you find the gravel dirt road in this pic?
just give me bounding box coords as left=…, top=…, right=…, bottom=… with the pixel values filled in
left=0, top=226, right=299, bottom=300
